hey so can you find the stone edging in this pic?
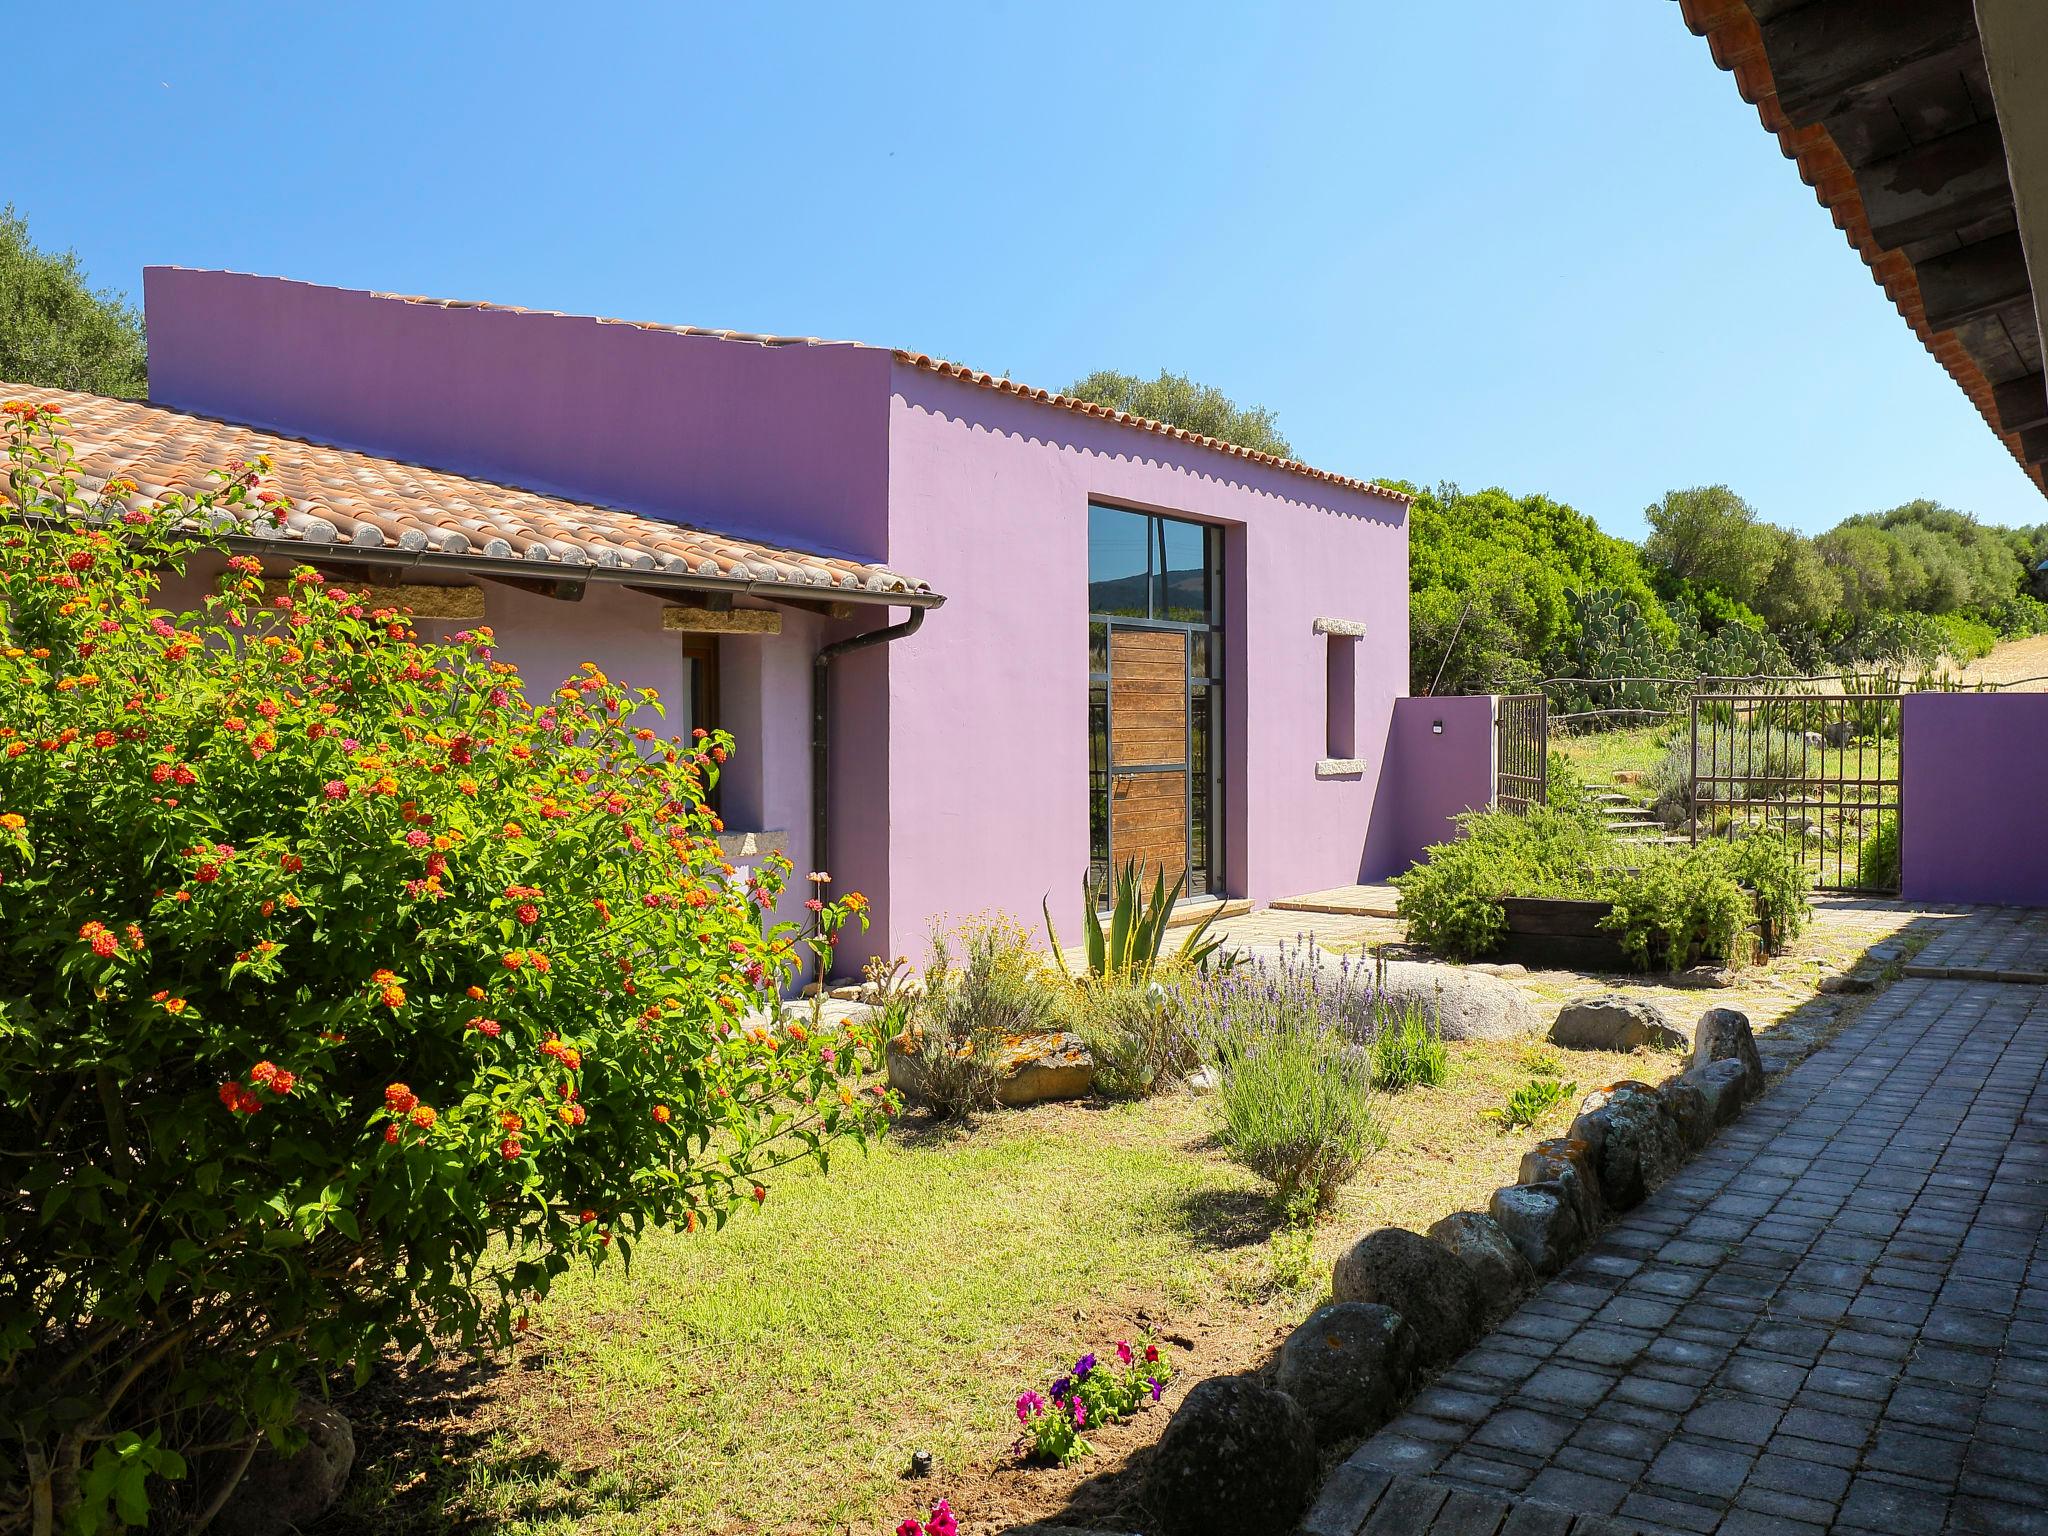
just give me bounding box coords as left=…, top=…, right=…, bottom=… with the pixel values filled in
left=1140, top=1005, right=1776, bottom=1536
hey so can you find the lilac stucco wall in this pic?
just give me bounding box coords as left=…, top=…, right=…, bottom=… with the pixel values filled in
left=875, top=363, right=1411, bottom=958
left=1901, top=692, right=2048, bottom=906
left=1363, top=695, right=1498, bottom=877
left=143, top=269, right=895, bottom=563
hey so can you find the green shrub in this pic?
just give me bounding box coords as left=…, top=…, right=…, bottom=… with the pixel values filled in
left=1726, top=831, right=1813, bottom=952
left=1397, top=807, right=1809, bottom=972
left=1394, top=807, right=1614, bottom=960
left=1367, top=1000, right=1449, bottom=1091
left=1987, top=593, right=2048, bottom=638
left=1203, top=957, right=1387, bottom=1212
left=1599, top=845, right=1754, bottom=972
left=1858, top=815, right=1901, bottom=892
left=1481, top=1077, right=1578, bottom=1131
left=1070, top=974, right=1198, bottom=1099
left=895, top=917, right=1061, bottom=1118
left=1542, top=749, right=1604, bottom=829
left=1596, top=833, right=1809, bottom=971
left=0, top=407, right=884, bottom=1530
left=1932, top=611, right=1998, bottom=662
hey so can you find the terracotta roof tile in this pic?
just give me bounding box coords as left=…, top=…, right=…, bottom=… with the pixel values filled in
left=366, top=287, right=1413, bottom=506
left=0, top=384, right=935, bottom=599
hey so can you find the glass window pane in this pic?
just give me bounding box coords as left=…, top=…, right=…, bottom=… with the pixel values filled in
left=1089, top=621, right=1107, bottom=676
left=1088, top=505, right=1150, bottom=616
left=1157, top=517, right=1210, bottom=623
left=1207, top=524, right=1224, bottom=625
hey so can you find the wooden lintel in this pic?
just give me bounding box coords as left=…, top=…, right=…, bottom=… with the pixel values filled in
left=1861, top=120, right=2012, bottom=251
left=265, top=578, right=485, bottom=619
left=1994, top=372, right=2048, bottom=434
left=662, top=605, right=782, bottom=635
left=1917, top=232, right=2031, bottom=333
left=1762, top=0, right=1981, bottom=129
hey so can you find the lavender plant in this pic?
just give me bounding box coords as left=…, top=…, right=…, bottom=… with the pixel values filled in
left=1199, top=946, right=1388, bottom=1211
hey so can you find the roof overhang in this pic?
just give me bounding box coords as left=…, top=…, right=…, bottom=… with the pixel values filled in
left=1680, top=0, right=2048, bottom=498
left=214, top=532, right=947, bottom=611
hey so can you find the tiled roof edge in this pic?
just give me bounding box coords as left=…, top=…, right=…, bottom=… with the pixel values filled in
left=1676, top=0, right=2047, bottom=499
left=890, top=351, right=1416, bottom=506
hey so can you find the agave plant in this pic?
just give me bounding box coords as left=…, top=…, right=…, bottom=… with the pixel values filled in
left=1044, top=860, right=1229, bottom=979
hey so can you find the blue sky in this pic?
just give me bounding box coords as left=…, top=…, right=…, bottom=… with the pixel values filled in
left=22, top=2, right=2046, bottom=539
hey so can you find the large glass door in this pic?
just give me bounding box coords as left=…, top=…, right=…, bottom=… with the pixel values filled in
left=1087, top=505, right=1223, bottom=900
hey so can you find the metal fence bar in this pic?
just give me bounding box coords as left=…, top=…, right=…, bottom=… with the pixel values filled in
left=1495, top=693, right=1548, bottom=814
left=1688, top=692, right=1901, bottom=895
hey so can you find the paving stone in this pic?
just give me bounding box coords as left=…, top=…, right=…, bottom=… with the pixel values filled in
left=1680, top=1395, right=1783, bottom=1446
left=1494, top=1505, right=1576, bottom=1536
left=1298, top=1460, right=1393, bottom=1536
left=1426, top=1486, right=1513, bottom=1536
left=1360, top=1475, right=1451, bottom=1535
left=1620, top=1490, right=1723, bottom=1532
left=1647, top=1437, right=1756, bottom=1500
left=1469, top=1408, right=1574, bottom=1459
left=1836, top=1475, right=1952, bottom=1534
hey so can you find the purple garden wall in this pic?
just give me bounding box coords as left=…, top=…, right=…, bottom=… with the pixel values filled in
left=1362, top=695, right=1498, bottom=878
left=1901, top=692, right=2048, bottom=906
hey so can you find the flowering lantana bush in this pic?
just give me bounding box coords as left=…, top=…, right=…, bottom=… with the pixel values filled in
left=0, top=404, right=886, bottom=1531
left=1013, top=1338, right=1172, bottom=1466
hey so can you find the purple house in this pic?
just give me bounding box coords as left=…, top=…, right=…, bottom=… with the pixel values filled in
left=12, top=270, right=1488, bottom=969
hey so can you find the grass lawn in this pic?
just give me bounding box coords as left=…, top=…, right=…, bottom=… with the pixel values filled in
left=330, top=1032, right=1662, bottom=1536
left=1552, top=722, right=1676, bottom=786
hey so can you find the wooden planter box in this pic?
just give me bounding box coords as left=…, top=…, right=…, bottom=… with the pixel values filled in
left=1496, top=896, right=1632, bottom=971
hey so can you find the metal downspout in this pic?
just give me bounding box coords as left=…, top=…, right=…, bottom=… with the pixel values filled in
left=811, top=605, right=927, bottom=884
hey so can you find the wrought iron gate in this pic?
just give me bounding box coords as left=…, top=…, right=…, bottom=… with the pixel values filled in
left=1689, top=692, right=1902, bottom=893
left=1495, top=693, right=1548, bottom=814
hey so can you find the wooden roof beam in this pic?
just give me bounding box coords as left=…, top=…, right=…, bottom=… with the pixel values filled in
left=1763, top=0, right=1982, bottom=128
left=1994, top=372, right=2048, bottom=434
left=1862, top=121, right=2014, bottom=250
left=1918, top=232, right=2032, bottom=332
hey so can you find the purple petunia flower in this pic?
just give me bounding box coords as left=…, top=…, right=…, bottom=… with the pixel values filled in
left=1049, top=1374, right=1073, bottom=1401
left=1074, top=1352, right=1097, bottom=1379
left=1148, top=1376, right=1163, bottom=1402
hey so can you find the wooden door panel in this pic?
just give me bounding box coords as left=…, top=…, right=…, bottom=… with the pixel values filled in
left=1109, top=630, right=1187, bottom=769
left=1111, top=770, right=1187, bottom=887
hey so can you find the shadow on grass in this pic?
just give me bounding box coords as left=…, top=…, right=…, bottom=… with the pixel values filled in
left=1170, top=1185, right=1283, bottom=1252
left=311, top=1347, right=665, bottom=1536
